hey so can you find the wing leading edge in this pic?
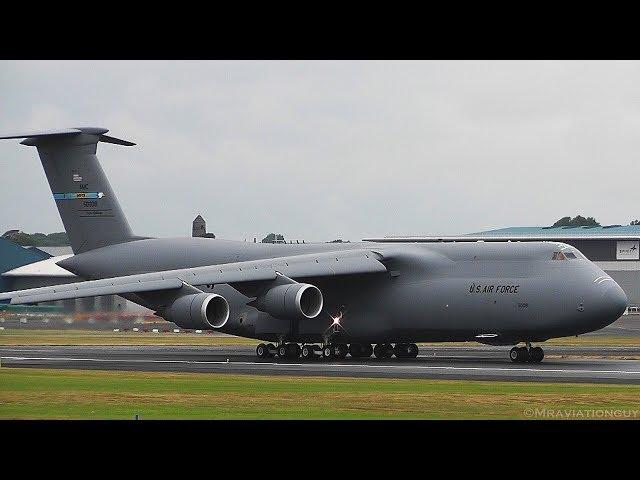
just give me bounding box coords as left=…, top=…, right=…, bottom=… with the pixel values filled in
left=0, top=249, right=387, bottom=305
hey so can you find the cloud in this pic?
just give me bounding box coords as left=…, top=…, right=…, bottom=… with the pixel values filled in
left=2, top=60, right=640, bottom=241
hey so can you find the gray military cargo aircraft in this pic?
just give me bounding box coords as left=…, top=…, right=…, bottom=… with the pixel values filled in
left=0, top=128, right=628, bottom=363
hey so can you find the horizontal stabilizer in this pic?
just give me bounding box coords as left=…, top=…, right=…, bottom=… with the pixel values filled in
left=0, top=127, right=135, bottom=146
left=0, top=128, right=87, bottom=140
left=99, top=134, right=136, bottom=146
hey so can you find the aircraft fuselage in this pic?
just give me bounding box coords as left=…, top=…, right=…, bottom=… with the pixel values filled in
left=57, top=237, right=627, bottom=345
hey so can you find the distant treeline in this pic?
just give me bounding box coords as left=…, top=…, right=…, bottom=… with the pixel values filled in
left=551, top=216, right=599, bottom=227
left=2, top=231, right=70, bottom=246
left=552, top=216, right=640, bottom=227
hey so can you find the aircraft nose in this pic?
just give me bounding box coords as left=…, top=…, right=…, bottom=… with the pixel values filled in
left=600, top=281, right=628, bottom=323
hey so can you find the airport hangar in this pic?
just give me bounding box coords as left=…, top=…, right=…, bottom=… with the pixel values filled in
left=0, top=239, right=138, bottom=314
left=365, top=225, right=640, bottom=311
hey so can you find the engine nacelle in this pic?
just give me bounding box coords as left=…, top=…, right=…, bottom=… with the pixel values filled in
left=253, top=283, right=323, bottom=320
left=162, top=293, right=229, bottom=330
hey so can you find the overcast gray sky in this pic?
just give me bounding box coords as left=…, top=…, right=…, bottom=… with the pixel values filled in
left=1, top=60, right=640, bottom=241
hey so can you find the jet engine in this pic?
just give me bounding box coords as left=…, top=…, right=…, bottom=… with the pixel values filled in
left=251, top=283, right=323, bottom=320
left=161, top=292, right=229, bottom=330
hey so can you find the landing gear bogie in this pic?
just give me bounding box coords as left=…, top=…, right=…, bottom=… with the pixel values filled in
left=510, top=345, right=544, bottom=363
left=256, top=341, right=418, bottom=360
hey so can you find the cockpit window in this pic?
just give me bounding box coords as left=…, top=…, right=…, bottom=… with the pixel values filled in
left=552, top=250, right=577, bottom=260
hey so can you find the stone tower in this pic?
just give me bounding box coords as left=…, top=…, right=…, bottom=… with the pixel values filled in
left=192, top=215, right=206, bottom=237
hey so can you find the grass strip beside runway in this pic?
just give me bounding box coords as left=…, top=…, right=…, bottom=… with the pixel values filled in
left=1, top=367, right=639, bottom=419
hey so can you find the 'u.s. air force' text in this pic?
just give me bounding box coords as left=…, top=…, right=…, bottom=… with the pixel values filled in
left=469, top=283, right=519, bottom=294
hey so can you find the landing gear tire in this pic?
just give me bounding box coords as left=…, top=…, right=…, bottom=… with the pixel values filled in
left=510, top=346, right=533, bottom=363
left=529, top=346, right=544, bottom=363
left=406, top=343, right=419, bottom=358
left=322, top=345, right=334, bottom=359
left=278, top=343, right=300, bottom=359
left=374, top=344, right=398, bottom=359
left=290, top=343, right=301, bottom=358
left=374, top=343, right=388, bottom=359
left=301, top=345, right=315, bottom=359
left=362, top=344, right=373, bottom=358
left=394, top=344, right=406, bottom=358
left=509, top=347, right=519, bottom=362
left=256, top=343, right=268, bottom=358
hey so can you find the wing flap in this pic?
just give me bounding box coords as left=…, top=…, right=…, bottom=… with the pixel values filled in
left=1, top=277, right=184, bottom=305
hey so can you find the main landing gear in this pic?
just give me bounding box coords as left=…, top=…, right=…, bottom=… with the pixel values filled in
left=256, top=343, right=275, bottom=358
left=509, top=344, right=544, bottom=364
left=255, top=342, right=301, bottom=359
left=255, top=342, right=419, bottom=360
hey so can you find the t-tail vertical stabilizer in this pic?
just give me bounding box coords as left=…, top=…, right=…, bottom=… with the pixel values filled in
left=0, top=127, right=145, bottom=254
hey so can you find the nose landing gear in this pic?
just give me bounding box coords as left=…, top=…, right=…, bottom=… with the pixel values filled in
left=509, top=344, right=544, bottom=363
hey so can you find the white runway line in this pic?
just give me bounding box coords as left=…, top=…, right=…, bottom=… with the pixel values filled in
left=2, top=355, right=640, bottom=376
left=1, top=349, right=63, bottom=353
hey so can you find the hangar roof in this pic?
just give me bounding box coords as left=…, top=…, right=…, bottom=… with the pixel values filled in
left=364, top=225, right=640, bottom=242
left=0, top=238, right=52, bottom=273
left=2, top=255, right=75, bottom=278
left=469, top=225, right=640, bottom=237
left=28, top=246, right=73, bottom=256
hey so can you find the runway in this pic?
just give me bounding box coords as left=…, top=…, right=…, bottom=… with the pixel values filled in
left=3, top=344, right=640, bottom=384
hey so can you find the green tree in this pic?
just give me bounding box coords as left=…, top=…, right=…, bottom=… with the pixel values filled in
left=261, top=233, right=285, bottom=243
left=551, top=215, right=600, bottom=227
left=1, top=231, right=70, bottom=246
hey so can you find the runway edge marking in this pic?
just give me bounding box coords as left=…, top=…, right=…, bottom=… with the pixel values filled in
left=2, top=355, right=640, bottom=376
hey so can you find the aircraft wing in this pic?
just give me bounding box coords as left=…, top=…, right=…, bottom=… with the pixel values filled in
left=0, top=249, right=387, bottom=305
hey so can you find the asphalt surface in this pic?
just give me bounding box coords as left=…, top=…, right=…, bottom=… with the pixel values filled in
left=1, top=311, right=639, bottom=334
left=2, top=316, right=639, bottom=384
left=3, top=344, right=640, bottom=384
